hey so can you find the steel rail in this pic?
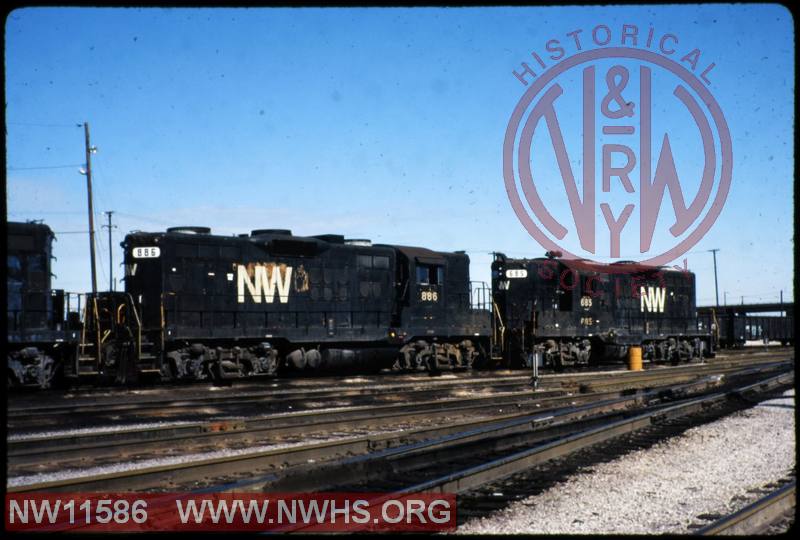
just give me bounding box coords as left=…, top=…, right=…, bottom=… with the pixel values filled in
left=7, top=370, right=737, bottom=471
left=8, top=360, right=790, bottom=467
left=8, top=351, right=791, bottom=421
left=263, top=371, right=796, bottom=533
left=695, top=481, right=796, bottom=535
left=9, top=354, right=790, bottom=428
left=4, top=398, right=645, bottom=493
left=7, top=374, right=535, bottom=418
left=6, top=387, right=567, bottom=466
left=7, top=360, right=791, bottom=476
left=394, top=371, right=794, bottom=496
left=7, top=370, right=753, bottom=494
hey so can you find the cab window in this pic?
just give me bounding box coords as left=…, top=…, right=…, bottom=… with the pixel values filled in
left=416, top=264, right=443, bottom=285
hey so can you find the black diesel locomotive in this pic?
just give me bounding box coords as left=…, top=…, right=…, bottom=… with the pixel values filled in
left=491, top=253, right=714, bottom=368
left=6, top=222, right=80, bottom=387
left=8, top=221, right=729, bottom=387
left=76, top=227, right=489, bottom=383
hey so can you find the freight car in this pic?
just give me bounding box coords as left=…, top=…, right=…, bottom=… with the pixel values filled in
left=697, top=309, right=745, bottom=348
left=74, top=227, right=490, bottom=382
left=697, top=307, right=795, bottom=348
left=490, top=252, right=714, bottom=368
left=6, top=221, right=80, bottom=388
left=741, top=314, right=795, bottom=345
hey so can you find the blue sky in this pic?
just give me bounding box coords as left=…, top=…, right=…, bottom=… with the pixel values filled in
left=4, top=5, right=794, bottom=306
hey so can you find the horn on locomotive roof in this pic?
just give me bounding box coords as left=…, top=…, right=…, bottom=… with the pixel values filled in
left=545, top=250, right=563, bottom=259
left=166, top=226, right=211, bottom=234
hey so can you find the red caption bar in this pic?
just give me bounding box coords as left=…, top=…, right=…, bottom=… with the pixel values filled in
left=5, top=492, right=456, bottom=532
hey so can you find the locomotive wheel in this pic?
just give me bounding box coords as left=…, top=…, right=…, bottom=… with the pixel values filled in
left=164, top=352, right=185, bottom=382
left=264, top=354, right=279, bottom=376
left=36, top=355, right=56, bottom=390
left=392, top=352, right=411, bottom=371
left=160, top=358, right=175, bottom=383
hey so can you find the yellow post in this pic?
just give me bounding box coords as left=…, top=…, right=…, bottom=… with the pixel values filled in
left=628, top=346, right=643, bottom=371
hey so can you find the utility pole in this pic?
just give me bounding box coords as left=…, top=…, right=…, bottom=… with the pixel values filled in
left=82, top=122, right=98, bottom=296
left=80, top=122, right=101, bottom=369
left=724, top=291, right=727, bottom=306
left=102, top=211, right=117, bottom=291
left=708, top=249, right=720, bottom=308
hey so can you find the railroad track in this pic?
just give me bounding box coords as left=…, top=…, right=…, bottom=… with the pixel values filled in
left=3, top=377, right=717, bottom=493
left=7, top=362, right=792, bottom=494
left=263, top=370, right=794, bottom=493
left=8, top=359, right=791, bottom=470
left=8, top=352, right=792, bottom=431
left=264, top=370, right=796, bottom=533
left=6, top=372, right=537, bottom=428
left=695, top=480, right=796, bottom=535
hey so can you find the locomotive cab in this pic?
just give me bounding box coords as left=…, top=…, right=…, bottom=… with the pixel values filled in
left=390, top=246, right=490, bottom=370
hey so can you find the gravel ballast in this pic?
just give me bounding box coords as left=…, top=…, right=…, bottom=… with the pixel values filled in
left=459, top=388, right=795, bottom=535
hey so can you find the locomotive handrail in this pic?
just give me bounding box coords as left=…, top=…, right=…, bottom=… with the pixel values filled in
left=93, top=296, right=102, bottom=370
left=492, top=300, right=506, bottom=352
left=160, top=293, right=167, bottom=359
left=78, top=300, right=88, bottom=375
left=6, top=290, right=85, bottom=332
left=124, top=292, right=143, bottom=364
left=470, top=281, right=492, bottom=311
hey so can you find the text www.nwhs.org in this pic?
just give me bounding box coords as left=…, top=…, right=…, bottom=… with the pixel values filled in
left=5, top=493, right=456, bottom=532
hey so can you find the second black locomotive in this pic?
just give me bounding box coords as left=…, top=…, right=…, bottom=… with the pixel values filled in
left=491, top=253, right=714, bottom=368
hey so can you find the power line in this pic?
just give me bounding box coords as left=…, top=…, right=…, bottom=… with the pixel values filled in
left=8, top=211, right=85, bottom=216
left=7, top=163, right=84, bottom=171
left=113, top=211, right=175, bottom=226
left=7, top=121, right=82, bottom=127
left=7, top=121, right=82, bottom=128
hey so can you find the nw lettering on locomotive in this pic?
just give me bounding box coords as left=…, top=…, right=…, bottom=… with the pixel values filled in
left=236, top=263, right=293, bottom=304
left=640, top=286, right=667, bottom=313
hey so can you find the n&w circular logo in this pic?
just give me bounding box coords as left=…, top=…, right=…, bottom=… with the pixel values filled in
left=503, top=25, right=732, bottom=271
